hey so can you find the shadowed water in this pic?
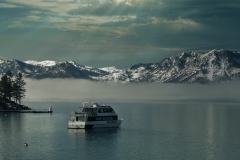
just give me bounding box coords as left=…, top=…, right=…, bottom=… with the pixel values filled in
left=1, top=101, right=240, bottom=160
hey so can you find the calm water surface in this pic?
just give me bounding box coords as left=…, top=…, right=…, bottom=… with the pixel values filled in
left=1, top=101, right=240, bottom=160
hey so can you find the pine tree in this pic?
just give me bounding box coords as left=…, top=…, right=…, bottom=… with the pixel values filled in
left=12, top=82, right=18, bottom=104
left=5, top=70, right=13, bottom=101
left=0, top=71, right=27, bottom=109
left=0, top=74, right=8, bottom=103
left=0, top=82, right=2, bottom=103
left=14, top=73, right=26, bottom=105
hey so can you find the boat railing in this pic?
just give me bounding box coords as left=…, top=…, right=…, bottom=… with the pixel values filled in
left=87, top=112, right=97, bottom=116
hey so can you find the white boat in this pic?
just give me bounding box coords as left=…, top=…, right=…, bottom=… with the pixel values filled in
left=68, top=100, right=123, bottom=129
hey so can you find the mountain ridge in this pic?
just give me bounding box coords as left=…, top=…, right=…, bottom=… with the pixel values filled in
left=1, top=49, right=240, bottom=84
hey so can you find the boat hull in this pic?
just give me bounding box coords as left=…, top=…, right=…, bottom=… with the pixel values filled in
left=68, top=120, right=122, bottom=129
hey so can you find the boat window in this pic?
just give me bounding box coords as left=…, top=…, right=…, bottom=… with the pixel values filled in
left=96, top=117, right=101, bottom=121
left=76, top=117, right=78, bottom=121
left=98, top=108, right=115, bottom=112
left=78, top=116, right=84, bottom=121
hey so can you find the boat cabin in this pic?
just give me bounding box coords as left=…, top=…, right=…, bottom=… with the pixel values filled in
left=81, top=102, right=115, bottom=115
left=70, top=101, right=118, bottom=122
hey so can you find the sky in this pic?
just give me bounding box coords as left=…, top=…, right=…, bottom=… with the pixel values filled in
left=0, top=0, right=240, bottom=68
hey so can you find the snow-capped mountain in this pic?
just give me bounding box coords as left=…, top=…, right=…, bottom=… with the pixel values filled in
left=97, top=49, right=240, bottom=83
left=0, top=59, right=108, bottom=79
left=1, top=49, right=240, bottom=84
left=0, top=59, right=38, bottom=76
left=24, top=60, right=57, bottom=66
left=99, top=67, right=122, bottom=73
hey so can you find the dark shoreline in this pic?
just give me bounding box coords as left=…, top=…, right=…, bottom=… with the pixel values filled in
left=0, top=110, right=53, bottom=113
left=0, top=110, right=22, bottom=112
left=0, top=109, right=53, bottom=113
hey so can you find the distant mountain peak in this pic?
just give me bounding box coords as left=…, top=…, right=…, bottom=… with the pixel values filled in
left=100, top=66, right=122, bottom=73
left=24, top=60, right=57, bottom=66
left=1, top=49, right=240, bottom=84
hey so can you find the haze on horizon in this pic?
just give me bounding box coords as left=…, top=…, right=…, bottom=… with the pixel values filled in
left=24, top=79, right=240, bottom=102
left=0, top=0, right=240, bottom=68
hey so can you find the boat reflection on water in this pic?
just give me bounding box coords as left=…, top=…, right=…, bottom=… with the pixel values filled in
left=68, top=128, right=119, bottom=137
left=68, top=128, right=120, bottom=146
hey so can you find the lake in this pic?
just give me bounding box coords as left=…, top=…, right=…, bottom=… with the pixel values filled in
left=1, top=101, right=240, bottom=160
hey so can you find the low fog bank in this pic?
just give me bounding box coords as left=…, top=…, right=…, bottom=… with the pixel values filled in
left=24, top=79, right=240, bottom=103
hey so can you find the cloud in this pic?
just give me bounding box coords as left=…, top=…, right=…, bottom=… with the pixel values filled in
left=0, top=3, right=21, bottom=8
left=7, top=0, right=75, bottom=12
left=4, top=0, right=240, bottom=29
left=68, top=1, right=134, bottom=16
left=0, top=0, right=239, bottom=68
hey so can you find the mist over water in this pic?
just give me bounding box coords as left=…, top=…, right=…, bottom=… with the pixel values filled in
left=1, top=101, right=240, bottom=160
left=2, top=79, right=240, bottom=160
left=24, top=79, right=240, bottom=102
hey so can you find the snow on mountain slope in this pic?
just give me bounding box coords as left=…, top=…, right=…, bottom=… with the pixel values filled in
left=0, top=59, right=39, bottom=76
left=0, top=59, right=5, bottom=64
left=100, top=67, right=122, bottom=73
left=98, top=49, right=240, bottom=83
left=26, top=61, right=108, bottom=79
left=0, top=59, right=108, bottom=79
left=1, top=49, right=240, bottom=84
left=24, top=60, right=57, bottom=66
